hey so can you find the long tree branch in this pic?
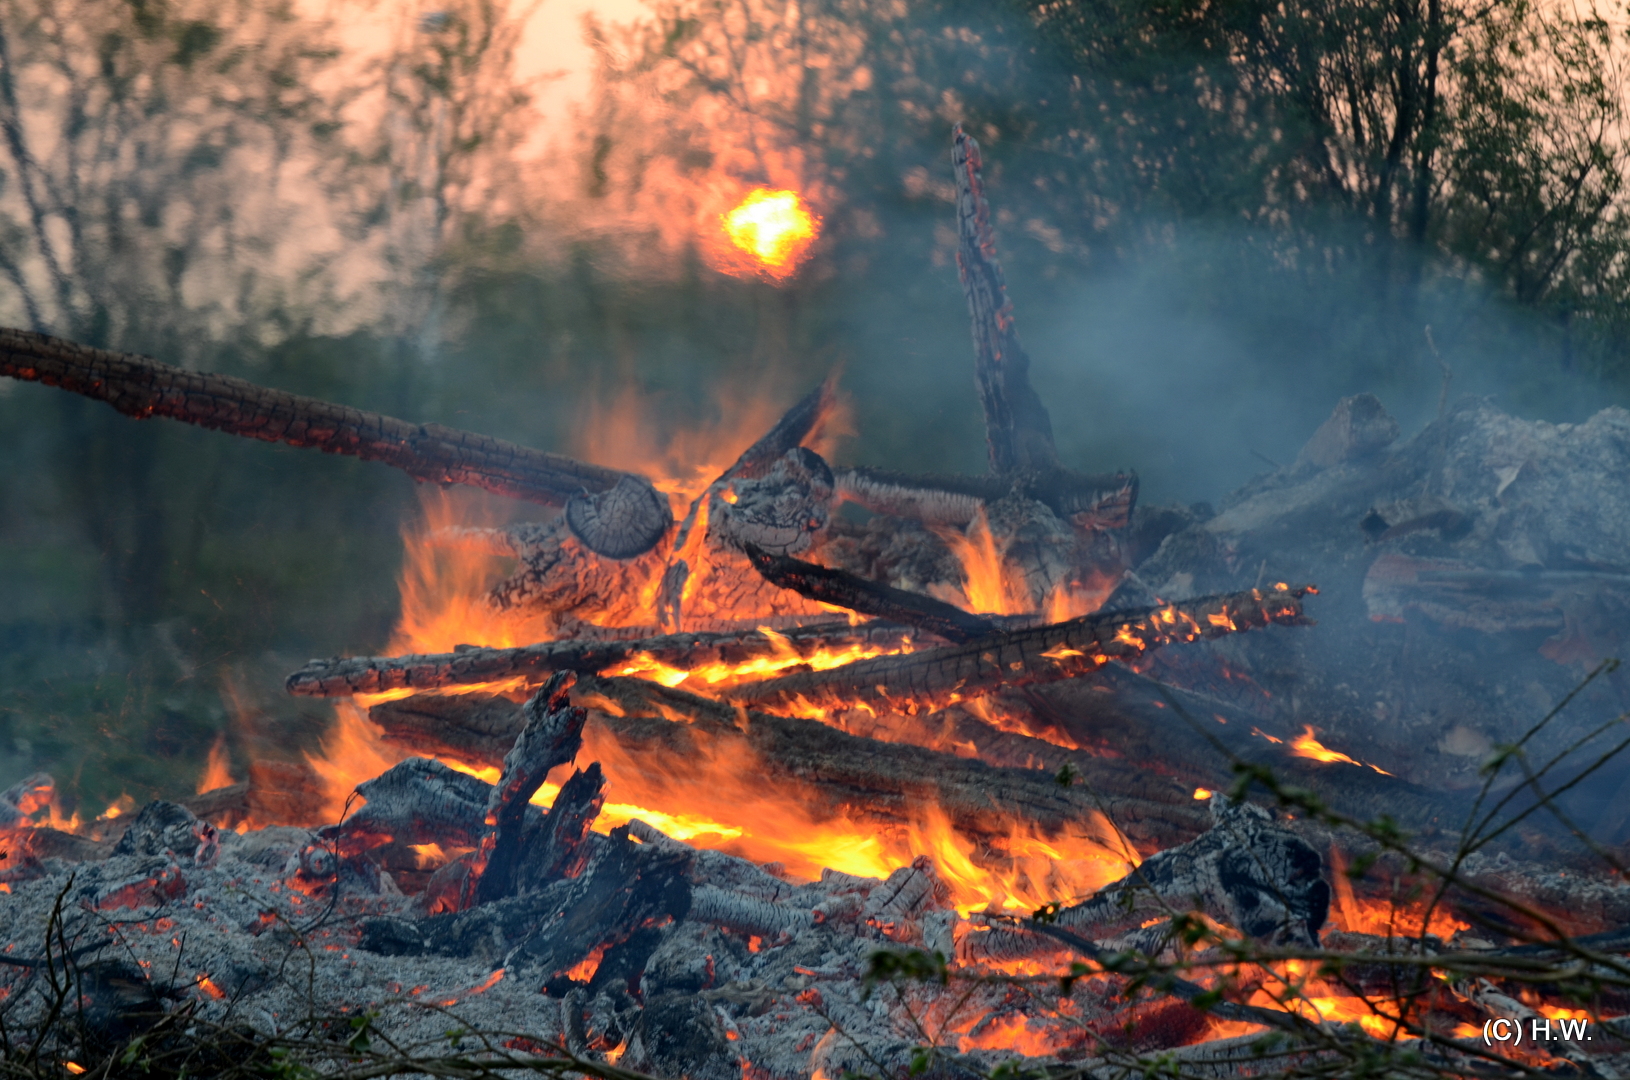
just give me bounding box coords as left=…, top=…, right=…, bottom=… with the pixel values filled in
left=0, top=326, right=641, bottom=506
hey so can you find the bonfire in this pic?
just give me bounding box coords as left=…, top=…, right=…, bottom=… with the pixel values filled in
left=1, top=125, right=1628, bottom=1080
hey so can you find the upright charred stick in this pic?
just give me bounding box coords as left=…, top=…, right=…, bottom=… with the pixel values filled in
left=722, top=584, right=1315, bottom=713
left=284, top=620, right=920, bottom=698
left=475, top=672, right=587, bottom=904
left=512, top=762, right=604, bottom=895
left=953, top=124, right=1058, bottom=478
left=0, top=327, right=665, bottom=527
left=742, top=543, right=996, bottom=642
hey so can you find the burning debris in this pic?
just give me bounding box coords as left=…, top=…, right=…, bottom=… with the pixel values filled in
left=3, top=125, right=1630, bottom=1078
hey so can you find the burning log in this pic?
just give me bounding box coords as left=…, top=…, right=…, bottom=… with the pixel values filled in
left=0, top=327, right=675, bottom=557
left=284, top=619, right=917, bottom=697
left=512, top=763, right=605, bottom=895
left=366, top=676, right=1211, bottom=853
left=722, top=584, right=1315, bottom=713
left=360, top=828, right=693, bottom=974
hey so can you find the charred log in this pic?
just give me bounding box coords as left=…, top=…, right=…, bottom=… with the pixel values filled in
left=958, top=799, right=1330, bottom=966
left=285, top=619, right=919, bottom=698
left=834, top=464, right=1138, bottom=532
left=565, top=475, right=674, bottom=559
left=657, top=381, right=839, bottom=631
left=0, top=328, right=661, bottom=531
left=719, top=378, right=838, bottom=483
left=742, top=542, right=996, bottom=642
left=475, top=672, right=588, bottom=904
left=316, top=758, right=493, bottom=858
left=359, top=830, right=692, bottom=973
left=721, top=584, right=1315, bottom=713
left=514, top=763, right=605, bottom=896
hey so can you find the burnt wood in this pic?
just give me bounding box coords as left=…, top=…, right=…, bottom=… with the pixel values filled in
left=0, top=326, right=655, bottom=513
left=953, top=124, right=1058, bottom=477
left=359, top=830, right=692, bottom=971
left=315, top=757, right=493, bottom=858
left=834, top=464, right=1138, bottom=531
left=960, top=799, right=1330, bottom=966
left=475, top=673, right=588, bottom=903
left=514, top=763, right=605, bottom=895
left=658, top=382, right=838, bottom=631
left=564, top=475, right=674, bottom=559
left=721, top=585, right=1315, bottom=712
left=284, top=619, right=921, bottom=697
left=742, top=542, right=996, bottom=642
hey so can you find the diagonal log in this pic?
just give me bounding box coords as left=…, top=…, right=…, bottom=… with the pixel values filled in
left=720, top=377, right=839, bottom=482
left=284, top=619, right=921, bottom=698
left=954, top=124, right=1058, bottom=478
left=720, top=585, right=1316, bottom=713
left=742, top=542, right=996, bottom=642
left=0, top=326, right=654, bottom=512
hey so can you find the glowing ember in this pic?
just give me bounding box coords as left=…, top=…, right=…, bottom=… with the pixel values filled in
left=439, top=967, right=504, bottom=1006
left=1290, top=725, right=1392, bottom=775
left=563, top=942, right=610, bottom=983
left=721, top=188, right=818, bottom=277
left=1192, top=787, right=1213, bottom=800
left=604, top=627, right=912, bottom=691
left=197, top=976, right=227, bottom=1001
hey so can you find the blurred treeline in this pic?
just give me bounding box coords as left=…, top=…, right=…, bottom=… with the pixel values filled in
left=1, top=0, right=1628, bottom=806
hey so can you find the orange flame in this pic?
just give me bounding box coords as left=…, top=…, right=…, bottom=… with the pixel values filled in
left=563, top=942, right=610, bottom=983
left=1328, top=846, right=1468, bottom=938
left=198, top=734, right=235, bottom=794
left=720, top=188, right=818, bottom=279
left=938, top=511, right=1029, bottom=615
left=605, top=626, right=911, bottom=692
left=959, top=1012, right=1060, bottom=1055
left=1290, top=726, right=1392, bottom=775
left=386, top=490, right=549, bottom=657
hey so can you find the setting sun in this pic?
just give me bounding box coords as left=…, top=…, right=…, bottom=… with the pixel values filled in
left=721, top=187, right=818, bottom=277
